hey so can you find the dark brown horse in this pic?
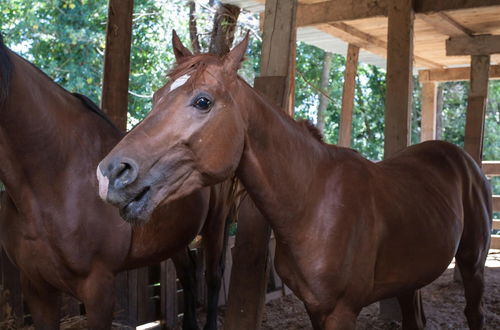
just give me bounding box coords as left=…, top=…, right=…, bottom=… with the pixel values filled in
left=98, top=34, right=492, bottom=330
left=0, top=34, right=233, bottom=330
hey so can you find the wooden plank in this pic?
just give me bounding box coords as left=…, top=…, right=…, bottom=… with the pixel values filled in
left=418, top=12, right=473, bottom=37
left=101, top=0, right=134, bottom=131
left=482, top=161, right=500, bottom=176
left=317, top=22, right=443, bottom=69
left=259, top=0, right=297, bottom=114
left=493, top=219, right=500, bottom=230
left=447, top=35, right=500, bottom=56
left=420, top=82, right=437, bottom=141
left=383, top=0, right=414, bottom=158
left=161, top=260, right=178, bottom=329
left=464, top=55, right=490, bottom=164
left=295, top=0, right=500, bottom=27
left=493, top=195, right=500, bottom=213
left=491, top=235, right=500, bottom=250
left=338, top=44, right=359, bottom=147
left=225, top=197, right=272, bottom=330
left=381, top=0, right=415, bottom=320
left=419, top=65, right=500, bottom=82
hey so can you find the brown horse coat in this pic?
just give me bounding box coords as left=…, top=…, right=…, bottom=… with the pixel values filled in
left=98, top=34, right=492, bottom=330
left=0, top=37, right=232, bottom=330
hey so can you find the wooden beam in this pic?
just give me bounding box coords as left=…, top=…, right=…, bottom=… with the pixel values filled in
left=338, top=44, right=359, bottom=147
left=295, top=0, right=500, bottom=27
left=493, top=219, right=500, bottom=230
left=464, top=55, right=490, bottom=164
left=101, top=0, right=134, bottom=132
left=447, top=35, right=500, bottom=56
left=419, top=65, right=500, bottom=82
left=418, top=12, right=473, bottom=37
left=494, top=195, right=500, bottom=212
left=383, top=0, right=414, bottom=158
left=225, top=2, right=297, bottom=329
left=317, top=22, right=443, bottom=69
left=381, top=0, right=415, bottom=319
left=492, top=235, right=500, bottom=250
left=482, top=161, right=500, bottom=176
left=420, top=82, right=437, bottom=141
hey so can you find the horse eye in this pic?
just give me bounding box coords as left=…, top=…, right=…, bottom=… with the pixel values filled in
left=193, top=96, right=212, bottom=111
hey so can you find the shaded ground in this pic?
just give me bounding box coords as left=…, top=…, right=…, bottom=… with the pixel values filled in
left=11, top=251, right=500, bottom=329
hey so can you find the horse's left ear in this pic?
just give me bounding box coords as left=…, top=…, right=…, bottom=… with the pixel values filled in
left=224, top=32, right=249, bottom=74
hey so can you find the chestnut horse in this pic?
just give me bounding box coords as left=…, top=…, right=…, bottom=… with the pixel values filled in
left=0, top=34, right=233, bottom=330
left=98, top=34, right=492, bottom=330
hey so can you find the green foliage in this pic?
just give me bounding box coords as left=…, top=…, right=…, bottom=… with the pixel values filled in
left=1, top=0, right=499, bottom=174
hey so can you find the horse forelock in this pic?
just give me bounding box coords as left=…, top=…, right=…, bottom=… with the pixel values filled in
left=0, top=33, right=12, bottom=107
left=167, top=54, right=223, bottom=88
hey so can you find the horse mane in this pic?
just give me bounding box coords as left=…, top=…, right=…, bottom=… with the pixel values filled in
left=0, top=33, right=12, bottom=107
left=0, top=34, right=118, bottom=132
left=71, top=93, right=121, bottom=133
left=297, top=119, right=324, bottom=143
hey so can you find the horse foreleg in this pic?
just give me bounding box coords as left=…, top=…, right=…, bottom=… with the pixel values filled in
left=172, top=248, right=200, bottom=330
left=397, top=290, right=426, bottom=330
left=79, top=269, right=115, bottom=330
left=21, top=275, right=61, bottom=330
left=202, top=218, right=230, bottom=330
left=323, top=302, right=358, bottom=330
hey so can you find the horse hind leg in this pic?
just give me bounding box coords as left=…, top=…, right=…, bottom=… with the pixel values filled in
left=397, top=290, right=426, bottom=330
left=455, top=198, right=490, bottom=330
left=455, top=245, right=488, bottom=330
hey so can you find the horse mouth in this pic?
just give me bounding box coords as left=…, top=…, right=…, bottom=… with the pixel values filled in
left=119, top=186, right=152, bottom=224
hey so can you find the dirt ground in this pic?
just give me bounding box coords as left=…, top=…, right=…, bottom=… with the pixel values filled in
left=14, top=250, right=500, bottom=329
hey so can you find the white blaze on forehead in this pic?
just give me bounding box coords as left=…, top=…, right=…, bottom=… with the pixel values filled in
left=97, top=165, right=109, bottom=200
left=170, top=74, right=191, bottom=92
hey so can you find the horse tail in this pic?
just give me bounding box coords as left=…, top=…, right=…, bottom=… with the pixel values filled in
left=0, top=33, right=12, bottom=107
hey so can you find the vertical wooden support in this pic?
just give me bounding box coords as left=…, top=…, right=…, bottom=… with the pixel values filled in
left=101, top=0, right=134, bottom=131
left=464, top=55, right=490, bottom=164
left=380, top=0, right=415, bottom=321
left=420, top=82, right=438, bottom=141
left=383, top=0, right=414, bottom=158
left=338, top=44, right=359, bottom=147
left=225, top=5, right=296, bottom=328
left=259, top=0, right=297, bottom=115
left=161, top=260, right=178, bottom=329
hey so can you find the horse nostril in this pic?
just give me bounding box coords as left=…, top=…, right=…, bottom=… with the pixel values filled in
left=109, top=158, right=139, bottom=189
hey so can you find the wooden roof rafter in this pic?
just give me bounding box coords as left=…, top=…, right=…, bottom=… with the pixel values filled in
left=317, top=22, right=444, bottom=69
left=294, top=0, right=500, bottom=27
left=419, top=65, right=500, bottom=82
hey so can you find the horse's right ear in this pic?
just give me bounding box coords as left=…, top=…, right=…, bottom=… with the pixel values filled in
left=172, top=30, right=192, bottom=62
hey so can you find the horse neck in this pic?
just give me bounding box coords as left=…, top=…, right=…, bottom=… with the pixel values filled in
left=235, top=80, right=330, bottom=235
left=0, top=52, right=121, bottom=212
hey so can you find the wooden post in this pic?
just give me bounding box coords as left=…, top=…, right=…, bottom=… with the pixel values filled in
left=380, top=0, right=415, bottom=321
left=317, top=52, right=333, bottom=133
left=383, top=0, right=414, bottom=158
left=225, top=1, right=297, bottom=329
left=464, top=55, right=490, bottom=164
left=420, top=82, right=438, bottom=141
left=101, top=0, right=134, bottom=131
left=338, top=44, right=359, bottom=147
left=161, top=260, right=178, bottom=329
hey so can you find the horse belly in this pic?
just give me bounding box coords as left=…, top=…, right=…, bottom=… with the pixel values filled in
left=371, top=203, right=462, bottom=299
